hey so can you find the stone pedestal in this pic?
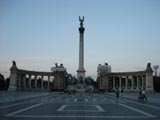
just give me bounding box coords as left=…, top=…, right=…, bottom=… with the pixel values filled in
left=146, top=72, right=153, bottom=91
left=8, top=61, right=18, bottom=91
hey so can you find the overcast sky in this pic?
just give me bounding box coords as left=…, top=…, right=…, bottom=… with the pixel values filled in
left=0, top=0, right=160, bottom=78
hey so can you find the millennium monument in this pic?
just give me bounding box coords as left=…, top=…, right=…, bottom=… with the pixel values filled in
left=8, top=17, right=154, bottom=92
left=77, top=16, right=86, bottom=87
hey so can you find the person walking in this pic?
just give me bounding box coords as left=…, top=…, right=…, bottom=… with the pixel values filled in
left=116, top=88, right=119, bottom=98
left=138, top=88, right=143, bottom=101
left=142, top=89, right=147, bottom=101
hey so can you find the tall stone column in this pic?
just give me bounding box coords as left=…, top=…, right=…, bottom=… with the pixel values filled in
left=77, top=16, right=86, bottom=84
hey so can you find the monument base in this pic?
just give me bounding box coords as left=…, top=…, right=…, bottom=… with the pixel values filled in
left=76, top=83, right=85, bottom=92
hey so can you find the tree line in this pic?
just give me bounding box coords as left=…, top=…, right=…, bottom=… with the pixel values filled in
left=0, top=74, right=10, bottom=90
left=153, top=76, right=160, bottom=92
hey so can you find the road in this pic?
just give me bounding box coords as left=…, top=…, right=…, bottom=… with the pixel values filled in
left=0, top=92, right=160, bottom=120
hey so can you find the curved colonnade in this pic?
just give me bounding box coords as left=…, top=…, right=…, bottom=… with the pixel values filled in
left=97, top=69, right=153, bottom=91
left=8, top=62, right=67, bottom=91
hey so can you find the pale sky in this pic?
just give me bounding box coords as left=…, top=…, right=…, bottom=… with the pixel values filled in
left=0, top=0, right=160, bottom=79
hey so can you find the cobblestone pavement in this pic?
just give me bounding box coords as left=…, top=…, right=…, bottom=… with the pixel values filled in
left=107, top=92, right=160, bottom=103
left=0, top=91, right=160, bottom=120
left=0, top=91, right=50, bottom=103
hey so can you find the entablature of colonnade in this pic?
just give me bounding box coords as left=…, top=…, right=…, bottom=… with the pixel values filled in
left=16, top=69, right=67, bottom=76
left=10, top=60, right=67, bottom=76
left=106, top=71, right=147, bottom=77
left=98, top=63, right=153, bottom=77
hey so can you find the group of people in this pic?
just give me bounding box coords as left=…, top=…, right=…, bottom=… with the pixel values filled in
left=138, top=88, right=147, bottom=101
left=115, top=88, right=147, bottom=102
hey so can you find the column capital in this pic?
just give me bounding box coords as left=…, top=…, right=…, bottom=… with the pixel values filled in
left=79, top=27, right=85, bottom=33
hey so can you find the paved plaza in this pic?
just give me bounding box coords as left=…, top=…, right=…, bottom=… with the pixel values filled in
left=0, top=91, right=160, bottom=120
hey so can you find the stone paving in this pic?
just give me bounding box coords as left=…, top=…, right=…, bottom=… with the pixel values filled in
left=0, top=91, right=160, bottom=120
left=107, top=92, right=160, bottom=103
left=0, top=91, right=50, bottom=103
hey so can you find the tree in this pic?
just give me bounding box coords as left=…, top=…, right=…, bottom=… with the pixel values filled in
left=66, top=74, right=77, bottom=85
left=0, top=74, right=6, bottom=90
left=85, top=76, right=95, bottom=85
left=5, top=77, right=10, bottom=90
left=153, top=76, right=160, bottom=92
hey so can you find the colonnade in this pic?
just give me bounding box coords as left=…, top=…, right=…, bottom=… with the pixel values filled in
left=108, top=75, right=146, bottom=90
left=8, top=61, right=67, bottom=91
left=98, top=71, right=153, bottom=91
left=16, top=74, right=51, bottom=91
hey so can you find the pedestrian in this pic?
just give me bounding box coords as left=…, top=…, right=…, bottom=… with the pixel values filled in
left=138, top=88, right=143, bottom=101
left=142, top=89, right=147, bottom=101
left=139, top=88, right=142, bottom=97
left=116, top=88, right=119, bottom=98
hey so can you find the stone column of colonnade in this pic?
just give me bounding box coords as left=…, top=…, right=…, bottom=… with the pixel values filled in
left=21, top=75, right=25, bottom=90
left=141, top=75, right=144, bottom=89
left=132, top=76, right=138, bottom=91
left=41, top=76, right=44, bottom=89
left=137, top=76, right=139, bottom=90
left=136, top=76, right=139, bottom=90
left=34, top=75, right=37, bottom=89
left=17, top=74, right=23, bottom=90
left=23, top=74, right=27, bottom=89
left=119, top=76, right=121, bottom=90
left=17, top=74, right=21, bottom=90
left=125, top=76, right=128, bottom=90
left=127, top=76, right=133, bottom=91
left=136, top=76, right=138, bottom=90
left=142, top=75, right=144, bottom=89
left=113, top=77, right=115, bottom=90
left=29, top=75, right=32, bottom=89
left=20, top=74, right=29, bottom=90
left=48, top=76, right=50, bottom=90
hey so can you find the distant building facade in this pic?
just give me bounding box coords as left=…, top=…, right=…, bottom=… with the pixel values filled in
left=97, top=63, right=153, bottom=91
left=8, top=61, right=67, bottom=91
